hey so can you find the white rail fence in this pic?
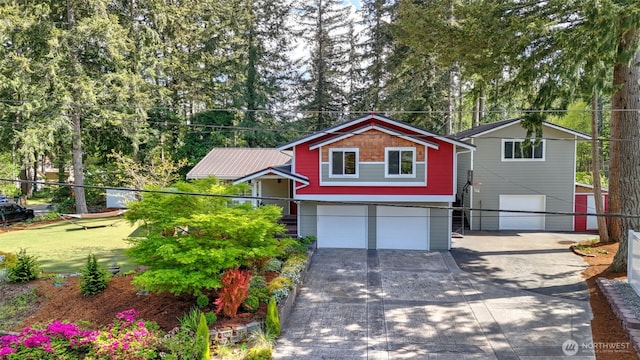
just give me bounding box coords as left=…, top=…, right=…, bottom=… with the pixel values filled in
left=628, top=230, right=640, bottom=296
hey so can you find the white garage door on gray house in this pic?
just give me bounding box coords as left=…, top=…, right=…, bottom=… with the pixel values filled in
left=454, top=118, right=590, bottom=231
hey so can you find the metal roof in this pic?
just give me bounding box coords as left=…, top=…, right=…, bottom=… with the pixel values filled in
left=186, top=148, right=292, bottom=180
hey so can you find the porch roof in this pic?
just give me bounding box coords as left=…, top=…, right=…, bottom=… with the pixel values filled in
left=232, top=165, right=310, bottom=185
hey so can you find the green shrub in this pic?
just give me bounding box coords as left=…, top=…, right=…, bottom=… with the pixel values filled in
left=298, top=235, right=316, bottom=245
left=249, top=275, right=269, bottom=302
left=265, top=298, right=280, bottom=337
left=249, top=286, right=269, bottom=303
left=250, top=275, right=267, bottom=289
left=264, top=258, right=282, bottom=272
left=248, top=327, right=276, bottom=349
left=267, top=276, right=292, bottom=303
left=0, top=251, right=18, bottom=269
left=280, top=253, right=308, bottom=284
left=285, top=253, right=308, bottom=264
left=266, top=276, right=292, bottom=293
left=196, top=294, right=209, bottom=308
left=242, top=295, right=260, bottom=313
left=205, top=311, right=217, bottom=326
left=195, top=313, right=210, bottom=360
left=124, top=179, right=295, bottom=297
left=245, top=346, right=272, bottom=360
left=79, top=253, right=110, bottom=295
left=284, top=242, right=307, bottom=256
left=8, top=249, right=40, bottom=283
left=158, top=327, right=201, bottom=360
left=179, top=307, right=203, bottom=332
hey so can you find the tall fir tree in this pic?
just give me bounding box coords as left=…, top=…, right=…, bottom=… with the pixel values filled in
left=237, top=0, right=298, bottom=147
left=296, top=0, right=352, bottom=130
left=358, top=0, right=395, bottom=112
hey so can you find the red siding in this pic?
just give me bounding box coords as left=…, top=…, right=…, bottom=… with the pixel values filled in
left=574, top=193, right=609, bottom=232
left=293, top=120, right=455, bottom=196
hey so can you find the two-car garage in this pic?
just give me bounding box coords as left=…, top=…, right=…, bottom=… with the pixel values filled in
left=316, top=205, right=430, bottom=250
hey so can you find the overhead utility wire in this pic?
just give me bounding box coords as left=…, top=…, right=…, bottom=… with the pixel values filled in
left=0, top=118, right=628, bottom=142
left=0, top=100, right=626, bottom=114
left=2, top=178, right=637, bottom=219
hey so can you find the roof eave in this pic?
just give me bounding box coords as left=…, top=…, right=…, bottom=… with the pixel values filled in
left=233, top=168, right=310, bottom=186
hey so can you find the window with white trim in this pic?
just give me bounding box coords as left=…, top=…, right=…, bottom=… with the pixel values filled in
left=330, top=149, right=358, bottom=176
left=502, top=140, right=545, bottom=160
left=385, top=147, right=415, bottom=177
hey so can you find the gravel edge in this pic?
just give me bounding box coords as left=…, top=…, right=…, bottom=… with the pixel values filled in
left=597, top=278, right=640, bottom=355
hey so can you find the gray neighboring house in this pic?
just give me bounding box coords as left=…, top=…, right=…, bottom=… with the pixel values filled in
left=453, top=118, right=590, bottom=231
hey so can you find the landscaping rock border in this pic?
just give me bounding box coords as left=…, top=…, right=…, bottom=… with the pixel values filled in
left=278, top=245, right=314, bottom=327
left=210, top=321, right=262, bottom=345
left=208, top=244, right=315, bottom=346
left=597, top=277, right=640, bottom=355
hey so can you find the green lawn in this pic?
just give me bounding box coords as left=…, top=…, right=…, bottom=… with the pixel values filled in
left=0, top=218, right=141, bottom=274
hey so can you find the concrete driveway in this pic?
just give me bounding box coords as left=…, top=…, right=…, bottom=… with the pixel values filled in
left=274, top=247, right=595, bottom=359
left=451, top=231, right=596, bottom=302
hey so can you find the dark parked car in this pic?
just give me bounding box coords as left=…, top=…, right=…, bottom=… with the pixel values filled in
left=0, top=203, right=35, bottom=224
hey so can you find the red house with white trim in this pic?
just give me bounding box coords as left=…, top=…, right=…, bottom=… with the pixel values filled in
left=233, top=114, right=474, bottom=250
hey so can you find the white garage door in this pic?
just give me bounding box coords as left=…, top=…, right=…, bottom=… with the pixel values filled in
left=317, top=205, right=367, bottom=248
left=377, top=206, right=429, bottom=250
left=499, top=195, right=545, bottom=230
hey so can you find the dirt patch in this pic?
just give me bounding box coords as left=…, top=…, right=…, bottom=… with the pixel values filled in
left=0, top=282, right=39, bottom=330
left=3, top=275, right=265, bottom=333
left=580, top=241, right=639, bottom=360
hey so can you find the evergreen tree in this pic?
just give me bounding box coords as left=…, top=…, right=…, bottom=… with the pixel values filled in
left=358, top=0, right=396, bottom=111
left=236, top=0, right=298, bottom=147
left=296, top=0, right=353, bottom=130
left=396, top=0, right=640, bottom=268
left=0, top=2, right=60, bottom=196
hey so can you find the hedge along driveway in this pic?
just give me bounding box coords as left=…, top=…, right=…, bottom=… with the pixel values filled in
left=0, top=218, right=140, bottom=274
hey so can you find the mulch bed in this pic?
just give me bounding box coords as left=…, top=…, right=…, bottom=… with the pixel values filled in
left=580, top=241, right=639, bottom=360
left=17, top=275, right=266, bottom=332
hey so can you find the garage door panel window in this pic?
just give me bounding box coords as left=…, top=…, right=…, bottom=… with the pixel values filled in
left=330, top=148, right=358, bottom=177
left=502, top=140, right=545, bottom=161
left=386, top=147, right=415, bottom=177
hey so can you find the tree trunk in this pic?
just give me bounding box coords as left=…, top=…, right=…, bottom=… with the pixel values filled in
left=445, top=66, right=454, bottom=135
left=608, top=32, right=640, bottom=272
left=608, top=104, right=622, bottom=241
left=479, top=87, right=485, bottom=124
left=32, top=154, right=37, bottom=196
left=57, top=138, right=66, bottom=184
left=591, top=90, right=609, bottom=243
left=457, top=72, right=463, bottom=133
left=473, top=95, right=479, bottom=128
left=71, top=109, right=88, bottom=214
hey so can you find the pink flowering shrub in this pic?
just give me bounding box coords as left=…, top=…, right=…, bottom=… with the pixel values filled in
left=0, top=321, right=96, bottom=359
left=88, top=309, right=160, bottom=360
left=0, top=309, right=161, bottom=360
